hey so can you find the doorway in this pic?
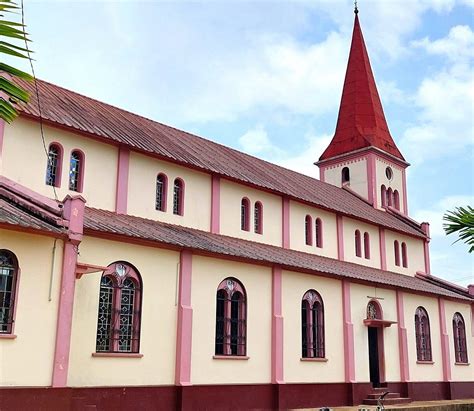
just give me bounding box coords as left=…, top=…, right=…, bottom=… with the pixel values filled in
left=368, top=327, right=380, bottom=387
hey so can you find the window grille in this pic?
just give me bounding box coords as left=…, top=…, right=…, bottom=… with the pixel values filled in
left=156, top=174, right=167, bottom=211
left=355, top=230, right=362, bottom=257
left=305, top=215, right=312, bottom=245
left=381, top=185, right=387, bottom=207
left=301, top=290, right=324, bottom=358
left=173, top=179, right=184, bottom=215
left=394, top=240, right=400, bottom=266
left=363, top=232, right=370, bottom=259
left=315, top=218, right=323, bottom=248
left=453, top=313, right=468, bottom=363
left=254, top=202, right=263, bottom=234
left=394, top=190, right=400, bottom=210
left=241, top=198, right=250, bottom=231
left=401, top=242, right=408, bottom=268
left=68, top=151, right=82, bottom=192
left=46, top=144, right=61, bottom=187
left=0, top=250, right=17, bottom=334
left=415, top=307, right=432, bottom=361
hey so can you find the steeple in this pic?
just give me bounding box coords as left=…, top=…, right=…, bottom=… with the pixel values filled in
left=319, top=12, right=404, bottom=162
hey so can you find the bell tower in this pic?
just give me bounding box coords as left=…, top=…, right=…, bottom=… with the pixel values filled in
left=316, top=8, right=409, bottom=215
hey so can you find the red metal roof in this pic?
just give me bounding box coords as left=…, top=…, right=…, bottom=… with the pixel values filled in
left=14, top=76, right=420, bottom=237
left=319, top=15, right=404, bottom=161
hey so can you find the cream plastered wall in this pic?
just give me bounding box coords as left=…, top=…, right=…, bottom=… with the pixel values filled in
left=127, top=151, right=211, bottom=231
left=190, top=255, right=272, bottom=384
left=1, top=118, right=118, bottom=210
left=444, top=300, right=473, bottom=381
left=282, top=270, right=344, bottom=383
left=68, top=236, right=179, bottom=386
left=350, top=283, right=400, bottom=382
left=323, top=158, right=368, bottom=200
left=219, top=179, right=282, bottom=246
left=0, top=229, right=63, bottom=386
left=343, top=217, right=381, bottom=269
left=375, top=157, right=405, bottom=213
left=404, top=293, right=443, bottom=381
left=289, top=201, right=338, bottom=259
left=384, top=230, right=425, bottom=276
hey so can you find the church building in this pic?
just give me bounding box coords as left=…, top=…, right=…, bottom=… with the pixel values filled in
left=0, top=9, right=472, bottom=410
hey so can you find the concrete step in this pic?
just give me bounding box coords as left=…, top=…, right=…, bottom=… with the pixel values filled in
left=366, top=392, right=401, bottom=400
left=363, top=397, right=412, bottom=406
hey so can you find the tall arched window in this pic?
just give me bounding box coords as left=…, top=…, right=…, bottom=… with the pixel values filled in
left=341, top=167, right=350, bottom=185
left=305, top=215, right=313, bottom=246
left=381, top=185, right=387, bottom=207
left=393, top=190, right=400, bottom=210
left=254, top=201, right=263, bottom=234
left=453, top=313, right=468, bottom=364
left=173, top=178, right=184, bottom=215
left=301, top=290, right=324, bottom=358
left=155, top=173, right=168, bottom=212
left=315, top=218, right=323, bottom=248
left=46, top=143, right=63, bottom=187
left=241, top=198, right=250, bottom=231
left=355, top=230, right=362, bottom=257
left=394, top=240, right=400, bottom=266
left=415, top=307, right=432, bottom=361
left=401, top=242, right=408, bottom=268
left=215, top=278, right=246, bottom=356
left=363, top=232, right=370, bottom=259
left=387, top=188, right=393, bottom=207
left=0, top=250, right=18, bottom=334
left=96, top=262, right=142, bottom=353
left=68, top=150, right=84, bottom=192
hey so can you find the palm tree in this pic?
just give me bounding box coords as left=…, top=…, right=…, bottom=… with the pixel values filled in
left=0, top=0, right=33, bottom=123
left=443, top=206, right=474, bottom=253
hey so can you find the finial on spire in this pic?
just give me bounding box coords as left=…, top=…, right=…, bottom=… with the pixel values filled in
left=354, top=0, right=359, bottom=14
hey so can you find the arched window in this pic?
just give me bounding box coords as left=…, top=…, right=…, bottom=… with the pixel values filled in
left=45, top=143, right=63, bottom=187
left=315, top=218, right=323, bottom=248
left=241, top=198, right=250, bottom=231
left=367, top=300, right=382, bottom=320
left=305, top=215, right=313, bottom=246
left=393, top=190, right=400, bottom=210
left=355, top=230, right=362, bottom=257
left=0, top=250, right=18, bottom=334
left=254, top=201, right=263, bottom=234
left=401, top=242, right=408, bottom=268
left=301, top=290, right=324, bottom=358
left=415, top=307, right=432, bottom=361
left=387, top=188, right=393, bottom=207
left=215, top=278, right=246, bottom=356
left=68, top=150, right=84, bottom=192
left=453, top=313, right=468, bottom=363
left=96, top=262, right=142, bottom=353
left=394, top=240, right=400, bottom=266
left=381, top=185, right=387, bottom=207
left=341, top=167, right=350, bottom=185
left=155, top=173, right=168, bottom=212
left=363, top=232, right=370, bottom=259
left=173, top=178, right=184, bottom=215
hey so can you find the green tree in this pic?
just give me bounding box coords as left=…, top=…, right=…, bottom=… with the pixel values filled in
left=443, top=206, right=474, bottom=253
left=0, top=0, right=32, bottom=123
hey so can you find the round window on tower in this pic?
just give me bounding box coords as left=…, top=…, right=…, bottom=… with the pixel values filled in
left=385, top=167, right=393, bottom=181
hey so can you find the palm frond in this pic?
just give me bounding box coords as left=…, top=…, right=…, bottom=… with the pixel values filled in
left=443, top=206, right=474, bottom=253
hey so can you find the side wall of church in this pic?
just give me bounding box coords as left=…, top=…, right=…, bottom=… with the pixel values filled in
left=384, top=230, right=425, bottom=275
left=343, top=217, right=381, bottom=268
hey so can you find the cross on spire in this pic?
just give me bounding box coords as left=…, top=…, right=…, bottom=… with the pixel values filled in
left=354, top=0, right=359, bottom=14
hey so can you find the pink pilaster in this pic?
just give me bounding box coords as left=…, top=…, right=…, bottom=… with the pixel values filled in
left=379, top=227, right=387, bottom=270
left=366, top=153, right=376, bottom=206
left=337, top=215, right=344, bottom=261
left=402, top=168, right=408, bottom=215
left=210, top=175, right=220, bottom=234
left=342, top=280, right=355, bottom=382
left=438, top=298, right=452, bottom=381
left=396, top=291, right=410, bottom=382
left=115, top=147, right=130, bottom=214
left=271, top=266, right=284, bottom=384
left=421, top=222, right=431, bottom=275
left=175, top=250, right=193, bottom=386
left=282, top=197, right=290, bottom=249
left=319, top=166, right=326, bottom=182
left=52, top=195, right=86, bottom=387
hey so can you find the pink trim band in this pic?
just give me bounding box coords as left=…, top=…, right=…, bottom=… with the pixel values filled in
left=366, top=153, right=376, bottom=206
left=438, top=298, right=452, bottom=381
left=379, top=227, right=387, bottom=270
left=421, top=223, right=431, bottom=275
left=0, top=334, right=17, bottom=339
left=115, top=147, right=130, bottom=214
left=396, top=291, right=410, bottom=382
left=282, top=197, right=290, bottom=249
left=213, top=355, right=249, bottom=360
left=92, top=353, right=143, bottom=358
left=210, top=175, right=220, bottom=234
left=342, top=280, right=355, bottom=382
left=337, top=215, right=344, bottom=261
left=175, top=250, right=193, bottom=386
left=271, top=266, right=284, bottom=384
left=402, top=168, right=408, bottom=215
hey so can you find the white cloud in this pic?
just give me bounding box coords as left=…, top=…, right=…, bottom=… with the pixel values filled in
left=239, top=125, right=283, bottom=156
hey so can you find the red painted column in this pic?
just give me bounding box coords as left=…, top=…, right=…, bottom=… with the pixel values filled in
left=421, top=222, right=431, bottom=275
left=337, top=215, right=344, bottom=261
left=379, top=227, right=387, bottom=270
left=342, top=280, right=355, bottom=382
left=210, top=175, right=220, bottom=234
left=271, top=266, right=284, bottom=384
left=175, top=250, right=193, bottom=385
left=396, top=290, right=410, bottom=382
left=115, top=147, right=130, bottom=214
left=52, top=195, right=86, bottom=387
left=438, top=298, right=452, bottom=381
left=282, top=197, right=290, bottom=249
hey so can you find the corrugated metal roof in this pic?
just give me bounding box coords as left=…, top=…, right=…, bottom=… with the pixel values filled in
left=15, top=78, right=425, bottom=238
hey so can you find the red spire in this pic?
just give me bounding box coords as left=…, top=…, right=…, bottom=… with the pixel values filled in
left=319, top=15, right=404, bottom=161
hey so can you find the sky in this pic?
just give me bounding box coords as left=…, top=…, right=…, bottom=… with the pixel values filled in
left=13, top=0, right=474, bottom=286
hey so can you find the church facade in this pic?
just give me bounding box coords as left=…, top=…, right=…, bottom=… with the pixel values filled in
left=0, top=12, right=472, bottom=411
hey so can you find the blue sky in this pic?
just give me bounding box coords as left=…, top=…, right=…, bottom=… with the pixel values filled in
left=16, top=0, right=473, bottom=286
